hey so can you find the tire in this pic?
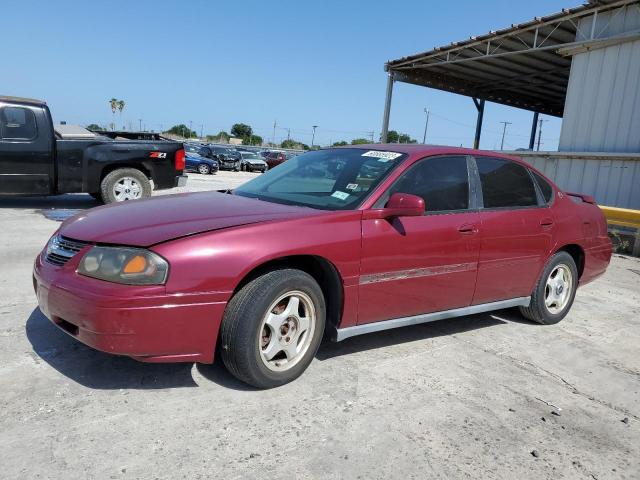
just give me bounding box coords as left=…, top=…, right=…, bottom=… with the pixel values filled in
left=220, top=269, right=326, bottom=388
left=198, top=163, right=211, bottom=175
left=99, top=168, right=152, bottom=203
left=519, top=251, right=578, bottom=325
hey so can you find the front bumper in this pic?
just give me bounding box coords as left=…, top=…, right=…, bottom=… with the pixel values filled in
left=175, top=175, right=188, bottom=187
left=33, top=252, right=227, bottom=363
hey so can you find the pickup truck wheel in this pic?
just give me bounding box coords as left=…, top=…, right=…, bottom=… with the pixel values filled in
left=100, top=168, right=152, bottom=203
left=220, top=269, right=326, bottom=388
left=519, top=251, right=578, bottom=325
left=197, top=164, right=211, bottom=175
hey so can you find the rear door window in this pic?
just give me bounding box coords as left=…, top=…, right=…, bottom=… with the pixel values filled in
left=475, top=157, right=538, bottom=208
left=532, top=170, right=553, bottom=204
left=0, top=107, right=37, bottom=140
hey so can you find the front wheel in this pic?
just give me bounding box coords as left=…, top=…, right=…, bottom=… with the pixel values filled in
left=519, top=251, right=578, bottom=325
left=220, top=269, right=326, bottom=388
left=99, top=168, right=152, bottom=203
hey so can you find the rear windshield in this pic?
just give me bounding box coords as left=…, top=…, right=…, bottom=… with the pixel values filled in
left=234, top=148, right=405, bottom=210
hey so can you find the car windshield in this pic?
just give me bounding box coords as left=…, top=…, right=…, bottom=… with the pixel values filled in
left=234, top=148, right=405, bottom=210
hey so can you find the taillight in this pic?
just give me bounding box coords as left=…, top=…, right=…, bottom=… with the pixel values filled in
left=175, top=148, right=185, bottom=170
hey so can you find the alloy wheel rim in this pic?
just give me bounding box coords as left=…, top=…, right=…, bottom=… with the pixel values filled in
left=544, top=264, right=572, bottom=314
left=258, top=290, right=316, bottom=372
left=113, top=177, right=142, bottom=201
left=198, top=165, right=209, bottom=174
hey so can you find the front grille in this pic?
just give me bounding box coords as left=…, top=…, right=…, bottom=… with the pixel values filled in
left=45, top=236, right=89, bottom=266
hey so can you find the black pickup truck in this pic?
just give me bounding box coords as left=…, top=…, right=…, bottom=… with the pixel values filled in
left=0, top=96, right=186, bottom=203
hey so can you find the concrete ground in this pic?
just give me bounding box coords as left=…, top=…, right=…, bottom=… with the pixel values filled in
left=1, top=170, right=639, bottom=480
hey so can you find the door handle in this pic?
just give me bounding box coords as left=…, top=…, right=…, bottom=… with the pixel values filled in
left=458, top=224, right=477, bottom=235
left=540, top=218, right=554, bottom=227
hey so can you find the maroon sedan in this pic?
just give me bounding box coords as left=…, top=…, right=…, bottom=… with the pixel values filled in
left=34, top=145, right=612, bottom=388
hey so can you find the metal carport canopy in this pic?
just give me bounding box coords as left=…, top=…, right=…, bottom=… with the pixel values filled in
left=380, top=0, right=637, bottom=145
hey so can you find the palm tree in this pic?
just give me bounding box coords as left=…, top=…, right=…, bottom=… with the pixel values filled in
left=116, top=100, right=126, bottom=130
left=109, top=98, right=118, bottom=130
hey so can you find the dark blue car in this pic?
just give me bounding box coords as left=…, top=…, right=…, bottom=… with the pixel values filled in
left=185, top=152, right=219, bottom=175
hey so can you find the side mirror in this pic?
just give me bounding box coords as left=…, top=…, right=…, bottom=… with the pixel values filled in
left=363, top=193, right=425, bottom=220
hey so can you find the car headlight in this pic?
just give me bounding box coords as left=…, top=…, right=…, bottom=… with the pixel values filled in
left=77, top=246, right=168, bottom=285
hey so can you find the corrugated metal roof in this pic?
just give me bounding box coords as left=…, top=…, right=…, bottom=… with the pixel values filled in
left=385, top=0, right=638, bottom=116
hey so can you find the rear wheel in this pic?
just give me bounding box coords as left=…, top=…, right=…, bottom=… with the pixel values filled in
left=220, top=269, right=325, bottom=388
left=99, top=168, right=152, bottom=203
left=519, top=251, right=578, bottom=325
left=197, top=163, right=211, bottom=175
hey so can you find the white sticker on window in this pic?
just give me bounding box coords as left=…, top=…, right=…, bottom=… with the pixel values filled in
left=361, top=150, right=403, bottom=160
left=345, top=183, right=358, bottom=190
left=331, top=191, right=350, bottom=201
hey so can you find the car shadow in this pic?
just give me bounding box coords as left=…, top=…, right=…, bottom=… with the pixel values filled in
left=0, top=194, right=100, bottom=222
left=25, top=308, right=198, bottom=390
left=316, top=308, right=532, bottom=360
left=26, top=306, right=535, bottom=391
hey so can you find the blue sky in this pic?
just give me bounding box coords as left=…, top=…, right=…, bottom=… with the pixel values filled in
left=5, top=0, right=572, bottom=149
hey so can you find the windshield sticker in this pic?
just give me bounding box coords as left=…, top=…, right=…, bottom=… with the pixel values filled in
left=361, top=150, right=403, bottom=160
left=331, top=191, right=350, bottom=201
left=345, top=183, right=358, bottom=190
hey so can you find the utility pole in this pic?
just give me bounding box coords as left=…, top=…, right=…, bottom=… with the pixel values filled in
left=311, top=125, right=318, bottom=147
left=287, top=128, right=291, bottom=141
left=499, top=121, right=512, bottom=150
left=189, top=121, right=193, bottom=139
left=536, top=118, right=548, bottom=151
left=138, top=119, right=142, bottom=131
left=272, top=120, right=277, bottom=146
left=369, top=131, right=375, bottom=142
left=422, top=108, right=430, bottom=144
left=200, top=124, right=203, bottom=139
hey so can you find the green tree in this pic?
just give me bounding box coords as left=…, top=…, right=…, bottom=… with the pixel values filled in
left=86, top=123, right=104, bottom=131
left=385, top=130, right=399, bottom=143
left=231, top=123, right=252, bottom=140
left=206, top=131, right=230, bottom=142
left=398, top=133, right=417, bottom=144
left=281, top=139, right=303, bottom=149
left=381, top=130, right=416, bottom=143
left=332, top=141, right=348, bottom=146
left=351, top=138, right=369, bottom=145
left=248, top=134, right=263, bottom=146
left=165, top=124, right=197, bottom=138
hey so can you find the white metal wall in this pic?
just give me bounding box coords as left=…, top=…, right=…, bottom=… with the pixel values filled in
left=559, top=4, right=640, bottom=153
left=515, top=152, right=640, bottom=209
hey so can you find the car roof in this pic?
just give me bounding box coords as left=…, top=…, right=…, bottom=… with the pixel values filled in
left=335, top=144, right=523, bottom=163
left=0, top=95, right=46, bottom=106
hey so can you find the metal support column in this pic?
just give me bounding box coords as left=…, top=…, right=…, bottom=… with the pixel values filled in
left=381, top=71, right=395, bottom=143
left=472, top=98, right=485, bottom=150
left=529, top=112, right=539, bottom=150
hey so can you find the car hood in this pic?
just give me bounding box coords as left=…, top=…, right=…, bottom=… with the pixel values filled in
left=59, top=192, right=323, bottom=247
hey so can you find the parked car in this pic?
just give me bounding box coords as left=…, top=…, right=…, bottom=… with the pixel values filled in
left=0, top=96, right=186, bottom=203
left=209, top=145, right=241, bottom=171
left=263, top=150, right=287, bottom=169
left=185, top=152, right=218, bottom=175
left=239, top=151, right=268, bottom=172
left=33, top=145, right=611, bottom=388
left=185, top=143, right=216, bottom=160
